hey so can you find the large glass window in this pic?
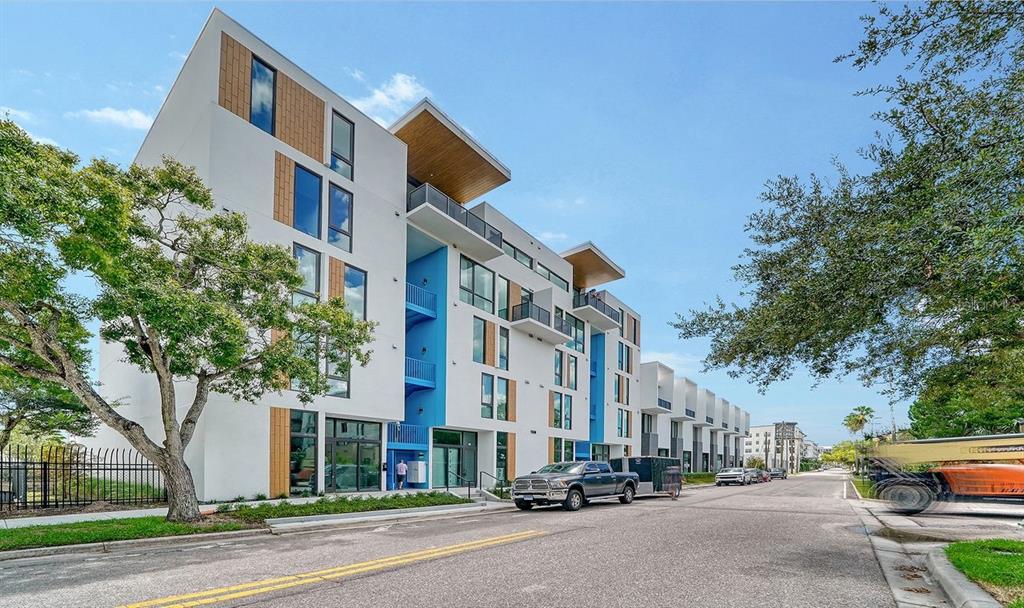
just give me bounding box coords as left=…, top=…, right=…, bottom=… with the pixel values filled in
left=591, top=443, right=610, bottom=462
left=536, top=262, right=569, bottom=292
left=642, top=413, right=653, bottom=433
left=498, top=327, right=509, bottom=370
left=496, top=377, right=509, bottom=421
left=250, top=57, right=275, bottom=134
left=617, top=408, right=626, bottom=437
left=289, top=410, right=317, bottom=495
left=328, top=184, right=353, bottom=252
left=567, top=355, right=577, bottom=390
left=292, top=244, right=320, bottom=305
left=326, top=342, right=350, bottom=398
left=344, top=265, right=367, bottom=321
left=330, top=112, right=354, bottom=179
left=613, top=374, right=621, bottom=404
left=562, top=311, right=585, bottom=353
left=459, top=256, right=494, bottom=314
left=564, top=395, right=572, bottom=430
left=481, top=373, right=494, bottom=418
left=618, top=342, right=632, bottom=373
left=553, top=351, right=563, bottom=386
left=472, top=317, right=485, bottom=364
left=496, top=431, right=509, bottom=482
left=293, top=165, right=322, bottom=238
left=553, top=438, right=574, bottom=463
left=551, top=392, right=563, bottom=429
left=501, top=241, right=533, bottom=268
left=496, top=276, right=509, bottom=320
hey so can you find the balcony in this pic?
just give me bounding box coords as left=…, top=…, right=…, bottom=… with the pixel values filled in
left=571, top=292, right=620, bottom=331
left=407, top=184, right=502, bottom=261
left=404, top=356, right=436, bottom=394
left=405, top=282, right=437, bottom=328
left=724, top=423, right=739, bottom=436
left=641, top=396, right=673, bottom=414
left=694, top=415, right=713, bottom=428
left=657, top=398, right=672, bottom=410
left=510, top=302, right=571, bottom=344
left=387, top=422, right=429, bottom=449
left=671, top=407, right=696, bottom=421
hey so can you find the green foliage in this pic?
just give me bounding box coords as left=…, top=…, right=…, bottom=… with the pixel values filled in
left=851, top=477, right=875, bottom=499
left=0, top=376, right=96, bottom=451
left=218, top=492, right=471, bottom=523
left=746, top=456, right=766, bottom=470
left=0, top=516, right=249, bottom=552
left=673, top=3, right=1024, bottom=407
left=946, top=539, right=1024, bottom=608
left=843, top=406, right=876, bottom=436
left=821, top=441, right=859, bottom=466
left=682, top=472, right=716, bottom=484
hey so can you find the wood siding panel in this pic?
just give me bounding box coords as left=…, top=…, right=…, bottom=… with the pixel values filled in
left=269, top=407, right=290, bottom=498
left=274, top=152, right=295, bottom=227
left=508, top=281, right=522, bottom=311
left=484, top=321, right=496, bottom=367
left=507, top=432, right=516, bottom=480
left=507, top=380, right=517, bottom=422
left=275, top=72, right=325, bottom=162
left=329, top=257, right=345, bottom=300
left=218, top=33, right=251, bottom=121
left=548, top=437, right=555, bottom=464
left=549, top=390, right=557, bottom=427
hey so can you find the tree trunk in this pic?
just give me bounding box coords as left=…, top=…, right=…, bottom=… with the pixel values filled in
left=162, top=451, right=202, bottom=522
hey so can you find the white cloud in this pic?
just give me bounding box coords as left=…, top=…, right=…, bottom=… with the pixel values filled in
left=538, top=231, right=569, bottom=244
left=641, top=350, right=705, bottom=377
left=169, top=51, right=188, bottom=61
left=0, top=106, right=36, bottom=123
left=66, top=107, right=153, bottom=130
left=351, top=73, right=429, bottom=126
left=344, top=67, right=366, bottom=83
left=26, top=131, right=59, bottom=147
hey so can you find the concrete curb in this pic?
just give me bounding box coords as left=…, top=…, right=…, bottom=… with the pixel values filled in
left=925, top=548, right=1002, bottom=608
left=269, top=503, right=516, bottom=533
left=0, top=528, right=270, bottom=562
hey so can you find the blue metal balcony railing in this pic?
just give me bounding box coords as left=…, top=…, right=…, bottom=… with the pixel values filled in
left=387, top=422, right=429, bottom=446
left=657, top=398, right=671, bottom=410
left=572, top=293, right=620, bottom=323
left=407, top=183, right=502, bottom=248
left=405, top=282, right=437, bottom=314
left=685, top=408, right=696, bottom=418
left=404, top=357, right=436, bottom=383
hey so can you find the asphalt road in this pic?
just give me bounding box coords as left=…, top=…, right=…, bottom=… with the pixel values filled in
left=0, top=471, right=895, bottom=608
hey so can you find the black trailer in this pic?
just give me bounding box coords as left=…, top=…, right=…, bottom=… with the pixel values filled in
left=610, top=456, right=682, bottom=496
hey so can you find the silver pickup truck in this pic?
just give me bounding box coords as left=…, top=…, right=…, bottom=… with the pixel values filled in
left=510, top=460, right=639, bottom=511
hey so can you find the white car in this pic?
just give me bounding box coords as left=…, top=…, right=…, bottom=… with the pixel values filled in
left=715, top=467, right=752, bottom=486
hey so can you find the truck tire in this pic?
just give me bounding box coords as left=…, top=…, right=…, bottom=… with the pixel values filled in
left=563, top=488, right=584, bottom=511
left=618, top=484, right=635, bottom=504
left=878, top=481, right=933, bottom=514
left=715, top=482, right=721, bottom=486
left=514, top=500, right=533, bottom=510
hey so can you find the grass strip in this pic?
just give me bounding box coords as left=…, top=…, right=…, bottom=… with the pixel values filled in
left=0, top=516, right=249, bottom=552
left=946, top=539, right=1024, bottom=608
left=219, top=491, right=473, bottom=523
left=851, top=477, right=876, bottom=499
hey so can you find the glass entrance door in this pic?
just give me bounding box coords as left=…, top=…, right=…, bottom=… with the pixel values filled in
left=430, top=430, right=477, bottom=488
left=324, top=418, right=381, bottom=493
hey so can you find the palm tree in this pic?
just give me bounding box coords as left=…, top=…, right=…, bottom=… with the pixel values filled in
left=843, top=406, right=875, bottom=436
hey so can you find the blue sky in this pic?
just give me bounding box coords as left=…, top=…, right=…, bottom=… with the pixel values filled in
left=1, top=2, right=909, bottom=445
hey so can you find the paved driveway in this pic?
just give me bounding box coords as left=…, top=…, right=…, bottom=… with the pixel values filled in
left=0, top=471, right=895, bottom=608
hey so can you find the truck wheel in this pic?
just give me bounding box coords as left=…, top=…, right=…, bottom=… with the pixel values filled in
left=715, top=482, right=721, bottom=486
left=878, top=482, right=933, bottom=515
left=514, top=500, right=533, bottom=510
left=563, top=488, right=584, bottom=511
left=619, top=484, right=635, bottom=504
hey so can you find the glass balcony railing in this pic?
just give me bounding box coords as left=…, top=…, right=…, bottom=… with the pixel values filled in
left=706, top=416, right=715, bottom=424
left=721, top=422, right=729, bottom=429
left=552, top=314, right=574, bottom=337
left=572, top=293, right=620, bottom=323
left=685, top=408, right=696, bottom=418
left=407, top=183, right=502, bottom=248
left=657, top=398, right=671, bottom=410
left=511, top=301, right=551, bottom=326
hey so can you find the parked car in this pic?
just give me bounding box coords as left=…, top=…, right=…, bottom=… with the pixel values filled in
left=744, top=468, right=764, bottom=483
left=715, top=467, right=751, bottom=486
left=760, top=469, right=772, bottom=482
left=769, top=468, right=788, bottom=479
left=511, top=461, right=639, bottom=511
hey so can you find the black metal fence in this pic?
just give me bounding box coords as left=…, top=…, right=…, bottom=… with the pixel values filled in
left=0, top=445, right=167, bottom=511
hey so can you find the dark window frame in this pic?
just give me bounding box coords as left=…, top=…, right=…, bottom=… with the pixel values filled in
left=498, top=326, right=509, bottom=370
left=481, top=373, right=495, bottom=419
left=292, top=242, right=321, bottom=305
left=330, top=111, right=355, bottom=179
left=328, top=182, right=353, bottom=253
left=249, top=55, right=276, bottom=135
left=472, top=317, right=485, bottom=364
left=459, top=255, right=495, bottom=314
left=344, top=263, right=368, bottom=321
left=292, top=162, right=323, bottom=239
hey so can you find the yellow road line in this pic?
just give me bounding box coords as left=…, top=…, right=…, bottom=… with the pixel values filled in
left=120, top=530, right=545, bottom=608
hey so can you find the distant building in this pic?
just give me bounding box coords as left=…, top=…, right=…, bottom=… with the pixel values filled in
left=743, top=422, right=808, bottom=473
left=803, top=441, right=823, bottom=460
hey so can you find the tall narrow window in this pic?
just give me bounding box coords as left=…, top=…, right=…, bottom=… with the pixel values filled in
left=289, top=411, right=317, bottom=495
left=642, top=413, right=653, bottom=433
left=564, top=395, right=572, bottom=430
left=553, top=351, right=563, bottom=386
left=496, top=377, right=509, bottom=421
left=293, top=165, right=321, bottom=238
left=553, top=437, right=563, bottom=463
left=567, top=355, right=577, bottom=390
left=480, top=373, right=494, bottom=418
left=498, top=327, right=509, bottom=370
left=552, top=393, right=563, bottom=429
left=613, top=374, right=621, bottom=404
left=330, top=112, right=354, bottom=179
left=496, top=431, right=509, bottom=481
left=496, top=276, right=509, bottom=320
left=292, top=244, right=320, bottom=305
left=250, top=57, right=275, bottom=134
left=619, top=309, right=626, bottom=337
left=617, top=342, right=625, bottom=371
left=344, top=265, right=367, bottom=321
left=562, top=439, right=575, bottom=463
left=328, top=184, right=353, bottom=252
left=326, top=343, right=350, bottom=398
left=459, top=256, right=494, bottom=314
left=472, top=317, right=485, bottom=364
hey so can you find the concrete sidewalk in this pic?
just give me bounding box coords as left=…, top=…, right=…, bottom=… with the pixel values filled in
left=0, top=488, right=449, bottom=529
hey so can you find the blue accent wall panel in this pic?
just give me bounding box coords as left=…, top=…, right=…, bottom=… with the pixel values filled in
left=405, top=246, right=447, bottom=428
left=589, top=333, right=606, bottom=444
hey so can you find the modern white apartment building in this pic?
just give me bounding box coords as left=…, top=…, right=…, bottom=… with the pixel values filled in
left=743, top=422, right=809, bottom=474
left=636, top=362, right=752, bottom=472
left=92, top=9, right=682, bottom=500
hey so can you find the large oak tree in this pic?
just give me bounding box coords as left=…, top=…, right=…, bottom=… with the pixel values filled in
left=0, top=121, right=375, bottom=521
